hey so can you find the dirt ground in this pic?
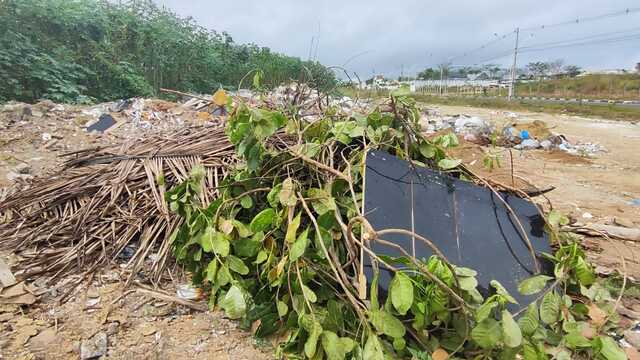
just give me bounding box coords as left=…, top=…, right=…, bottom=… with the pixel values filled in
left=1, top=100, right=640, bottom=359
left=433, top=104, right=640, bottom=279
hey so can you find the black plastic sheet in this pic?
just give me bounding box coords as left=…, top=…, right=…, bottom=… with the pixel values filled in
left=86, top=114, right=116, bottom=133
left=364, top=150, right=552, bottom=311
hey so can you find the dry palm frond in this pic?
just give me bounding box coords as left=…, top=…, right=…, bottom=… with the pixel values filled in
left=0, top=125, right=243, bottom=287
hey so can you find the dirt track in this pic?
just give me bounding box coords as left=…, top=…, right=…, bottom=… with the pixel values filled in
left=432, top=104, right=640, bottom=278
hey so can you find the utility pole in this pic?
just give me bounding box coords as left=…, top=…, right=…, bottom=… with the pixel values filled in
left=508, top=28, right=520, bottom=101
left=439, top=66, right=444, bottom=95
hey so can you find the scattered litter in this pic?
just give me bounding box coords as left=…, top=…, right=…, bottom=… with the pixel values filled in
left=176, top=284, right=203, bottom=301
left=0, top=258, right=16, bottom=287
left=41, top=132, right=52, bottom=141
left=582, top=212, right=594, bottom=219
left=515, top=138, right=540, bottom=150
left=575, top=224, right=640, bottom=242
left=624, top=326, right=640, bottom=349
left=85, top=113, right=116, bottom=133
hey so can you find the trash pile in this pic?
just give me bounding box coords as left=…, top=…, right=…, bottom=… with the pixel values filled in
left=0, top=88, right=630, bottom=359
left=422, top=111, right=606, bottom=156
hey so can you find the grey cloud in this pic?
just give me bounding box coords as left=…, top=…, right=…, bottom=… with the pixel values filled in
left=155, top=0, right=640, bottom=78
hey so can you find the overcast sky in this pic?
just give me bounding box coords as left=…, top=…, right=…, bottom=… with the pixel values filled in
left=154, top=0, right=640, bottom=78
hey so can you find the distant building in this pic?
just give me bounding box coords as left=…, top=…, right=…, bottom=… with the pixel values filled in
left=635, top=63, right=640, bottom=73
left=467, top=72, right=491, bottom=81
left=578, top=69, right=629, bottom=76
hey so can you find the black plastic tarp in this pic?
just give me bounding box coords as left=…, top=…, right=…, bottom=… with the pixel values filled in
left=363, top=150, right=552, bottom=311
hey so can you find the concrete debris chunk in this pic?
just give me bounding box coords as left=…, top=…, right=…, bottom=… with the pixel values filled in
left=80, top=332, right=108, bottom=360
left=0, top=258, right=16, bottom=287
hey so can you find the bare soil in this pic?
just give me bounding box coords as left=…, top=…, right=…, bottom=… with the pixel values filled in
left=434, top=104, right=640, bottom=278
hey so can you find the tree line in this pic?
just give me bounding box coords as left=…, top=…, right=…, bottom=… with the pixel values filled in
left=0, top=0, right=337, bottom=104
left=415, top=60, right=582, bottom=81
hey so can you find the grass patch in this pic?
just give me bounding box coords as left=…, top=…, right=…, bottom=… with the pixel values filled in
left=516, top=74, right=640, bottom=101
left=340, top=88, right=640, bottom=122
left=410, top=95, right=640, bottom=122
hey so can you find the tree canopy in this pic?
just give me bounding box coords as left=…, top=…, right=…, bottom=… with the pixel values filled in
left=0, top=0, right=337, bottom=103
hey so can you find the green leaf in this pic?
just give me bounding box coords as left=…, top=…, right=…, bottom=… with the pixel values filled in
left=540, top=291, right=561, bottom=325
left=240, top=195, right=253, bottom=209
left=301, top=316, right=323, bottom=358
left=291, top=143, right=321, bottom=158
left=454, top=266, right=478, bottom=277
left=233, top=219, right=253, bottom=237
left=321, top=331, right=355, bottom=360
left=277, top=300, right=288, bottom=317
left=438, top=158, right=462, bottom=170
left=575, top=257, right=595, bottom=286
left=307, top=188, right=337, bottom=215
left=219, top=285, right=247, bottom=319
left=326, top=300, right=344, bottom=331
left=547, top=210, right=569, bottom=228
left=227, top=255, right=249, bottom=275
left=363, top=334, right=384, bottom=360
left=419, top=141, right=436, bottom=158
left=278, top=178, right=297, bottom=207
left=594, top=336, right=626, bottom=360
left=565, top=331, right=591, bottom=349
left=289, top=227, right=309, bottom=262
left=369, top=309, right=405, bottom=338
left=249, top=208, right=276, bottom=233
left=476, top=301, right=498, bottom=322
left=254, top=250, right=268, bottom=264
left=518, top=303, right=540, bottom=335
left=370, top=271, right=380, bottom=310
left=301, top=284, right=317, bottom=303
left=491, top=280, right=518, bottom=304
left=518, top=275, right=553, bottom=295
left=215, top=265, right=232, bottom=286
left=501, top=310, right=522, bottom=348
left=390, top=273, right=413, bottom=315
left=233, top=238, right=260, bottom=258
left=201, top=227, right=230, bottom=256
left=458, top=276, right=478, bottom=291
left=392, top=337, right=406, bottom=351
left=285, top=212, right=301, bottom=243
left=198, top=226, right=215, bottom=253
left=472, top=318, right=502, bottom=349
left=267, top=184, right=282, bottom=208
left=206, top=259, right=218, bottom=282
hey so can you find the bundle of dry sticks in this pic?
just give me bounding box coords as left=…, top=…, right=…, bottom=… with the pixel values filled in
left=0, top=125, right=241, bottom=287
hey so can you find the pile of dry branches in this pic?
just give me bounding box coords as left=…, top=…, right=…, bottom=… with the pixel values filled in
left=0, top=125, right=240, bottom=287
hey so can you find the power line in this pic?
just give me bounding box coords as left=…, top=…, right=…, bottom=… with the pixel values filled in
left=447, top=31, right=515, bottom=63
left=518, top=25, right=640, bottom=50
left=520, top=33, right=640, bottom=53
left=519, top=7, right=640, bottom=32
left=448, top=7, right=640, bottom=65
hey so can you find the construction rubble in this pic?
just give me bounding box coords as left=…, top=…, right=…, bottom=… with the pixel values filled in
left=422, top=111, right=607, bottom=156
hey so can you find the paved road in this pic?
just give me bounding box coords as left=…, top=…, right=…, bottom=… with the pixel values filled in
left=514, top=96, right=640, bottom=110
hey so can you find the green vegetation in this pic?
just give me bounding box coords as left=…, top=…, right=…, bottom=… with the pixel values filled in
left=167, top=90, right=626, bottom=359
left=0, top=0, right=336, bottom=104
left=411, top=94, right=640, bottom=121
left=516, top=74, right=640, bottom=101
left=342, top=88, right=640, bottom=121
